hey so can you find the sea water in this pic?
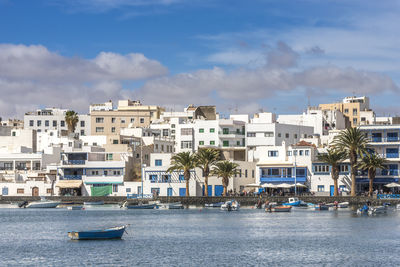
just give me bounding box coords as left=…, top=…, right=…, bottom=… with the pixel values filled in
left=0, top=206, right=399, bottom=266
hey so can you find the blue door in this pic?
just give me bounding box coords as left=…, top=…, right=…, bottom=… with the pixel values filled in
left=167, top=188, right=173, bottom=196
left=330, top=185, right=335, bottom=196
left=2, top=187, right=8, bottom=195
left=215, top=185, right=224, bottom=196
left=202, top=185, right=212, bottom=196
left=179, top=188, right=186, bottom=196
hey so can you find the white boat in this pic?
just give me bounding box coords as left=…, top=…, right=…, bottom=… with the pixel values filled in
left=157, top=202, right=184, bottom=209
left=338, top=202, right=349, bottom=208
left=25, top=199, right=61, bottom=208
left=221, top=200, right=240, bottom=211
left=368, top=206, right=387, bottom=215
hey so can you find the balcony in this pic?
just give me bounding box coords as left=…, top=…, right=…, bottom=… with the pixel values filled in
left=260, top=176, right=307, bottom=183
left=219, top=131, right=245, bottom=136
left=369, top=137, right=400, bottom=143
left=386, top=153, right=399, bottom=158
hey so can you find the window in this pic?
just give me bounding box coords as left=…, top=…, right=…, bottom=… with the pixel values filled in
left=353, top=108, right=358, bottom=116
left=344, top=108, right=349, bottom=114
left=287, top=151, right=292, bottom=156
left=112, top=140, right=118, bottom=144
left=210, top=128, right=215, bottom=133
left=161, top=145, right=164, bottom=151
left=68, top=142, right=72, bottom=147
left=353, top=118, right=357, bottom=125
left=61, top=120, right=65, bottom=127
left=199, top=141, right=204, bottom=145
left=299, top=150, right=303, bottom=156
left=80, top=130, right=85, bottom=136
left=252, top=170, right=255, bottom=178
left=130, top=118, right=135, bottom=123
left=268, top=151, right=278, bottom=157
left=265, top=132, right=274, bottom=137
left=155, top=144, right=159, bottom=149
left=80, top=121, right=85, bottom=127
left=305, top=150, right=309, bottom=156
left=95, top=127, right=104, bottom=133
left=294, top=134, right=298, bottom=139
left=278, top=133, right=281, bottom=137
left=46, top=188, right=52, bottom=194
left=317, top=185, right=325, bottom=192
left=17, top=188, right=24, bottom=194
left=210, top=140, right=215, bottom=145
left=296, top=168, right=306, bottom=177
left=113, top=185, right=118, bottom=193
left=223, top=140, right=229, bottom=147
left=181, top=141, right=192, bottom=149
left=29, top=120, right=34, bottom=126
left=91, top=170, right=99, bottom=175
left=179, top=174, right=185, bottom=181
left=361, top=117, right=366, bottom=122
left=140, top=118, right=144, bottom=124
left=37, top=120, right=41, bottom=127
left=236, top=141, right=240, bottom=146
left=53, top=120, right=57, bottom=127
left=199, top=128, right=204, bottom=133
left=126, top=188, right=131, bottom=193
left=293, top=150, right=297, bottom=156
left=245, top=169, right=248, bottom=178
left=155, top=159, right=162, bottom=166
left=247, top=132, right=256, bottom=137
left=111, top=118, right=116, bottom=123
left=113, top=170, right=121, bottom=175
left=162, top=129, right=169, bottom=136
left=181, top=128, right=193, bottom=135
left=239, top=169, right=242, bottom=178
left=12, top=131, right=16, bottom=136
left=340, top=165, right=349, bottom=172
left=171, top=130, right=175, bottom=134
left=95, top=117, right=104, bottom=123
left=106, top=154, right=113, bottom=160
left=121, top=119, right=126, bottom=123
left=111, top=127, right=115, bottom=133
left=171, top=124, right=175, bottom=128
left=45, top=120, right=49, bottom=126
left=285, top=133, right=289, bottom=138
left=223, top=128, right=229, bottom=134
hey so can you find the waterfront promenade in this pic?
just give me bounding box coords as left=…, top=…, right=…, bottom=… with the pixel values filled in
left=2, top=195, right=399, bottom=206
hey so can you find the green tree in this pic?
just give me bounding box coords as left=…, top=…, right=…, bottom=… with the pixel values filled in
left=65, top=110, right=79, bottom=134
left=358, top=153, right=387, bottom=196
left=317, top=148, right=346, bottom=196
left=212, top=161, right=239, bottom=196
left=195, top=148, right=220, bottom=196
left=332, top=127, right=369, bottom=196
left=167, top=152, right=196, bottom=196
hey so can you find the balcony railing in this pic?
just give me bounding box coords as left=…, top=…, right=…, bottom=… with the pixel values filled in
left=62, top=175, right=82, bottom=180
left=219, top=131, right=245, bottom=135
left=369, top=137, right=400, bottom=143
left=386, top=153, right=399, bottom=158
left=260, top=176, right=307, bottom=183
left=64, top=160, right=86, bottom=165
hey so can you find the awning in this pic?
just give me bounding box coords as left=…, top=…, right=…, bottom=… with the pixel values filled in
left=56, top=180, right=83, bottom=188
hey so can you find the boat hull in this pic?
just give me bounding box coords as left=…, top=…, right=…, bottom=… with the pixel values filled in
left=267, top=206, right=292, bottom=212
left=68, top=226, right=126, bottom=240
left=315, top=205, right=329, bottom=211
left=26, top=201, right=61, bottom=208
left=126, top=203, right=157, bottom=209
left=205, top=202, right=224, bottom=208
left=282, top=201, right=301, bottom=207
left=84, top=201, right=104, bottom=206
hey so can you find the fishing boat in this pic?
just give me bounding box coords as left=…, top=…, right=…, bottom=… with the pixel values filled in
left=122, top=201, right=157, bottom=209
left=282, top=197, right=307, bottom=207
left=68, top=225, right=128, bottom=240
left=205, top=202, right=225, bottom=208
left=266, top=205, right=292, bottom=212
left=67, top=206, right=84, bottom=210
left=314, top=204, right=329, bottom=211
left=157, top=202, right=184, bottom=209
left=221, top=200, right=240, bottom=211
left=24, top=198, right=61, bottom=208
left=83, top=201, right=104, bottom=206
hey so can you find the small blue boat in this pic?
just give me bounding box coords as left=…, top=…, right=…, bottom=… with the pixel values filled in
left=315, top=204, right=329, bottom=211
left=68, top=225, right=127, bottom=240
left=282, top=197, right=302, bottom=207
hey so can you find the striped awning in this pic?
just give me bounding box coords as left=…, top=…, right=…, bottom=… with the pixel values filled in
left=56, top=180, right=83, bottom=188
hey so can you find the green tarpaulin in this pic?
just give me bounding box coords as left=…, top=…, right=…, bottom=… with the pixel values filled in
left=91, top=185, right=112, bottom=196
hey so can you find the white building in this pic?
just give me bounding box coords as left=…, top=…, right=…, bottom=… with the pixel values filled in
left=24, top=108, right=91, bottom=136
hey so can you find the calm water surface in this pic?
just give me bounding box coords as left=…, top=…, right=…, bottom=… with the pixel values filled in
left=0, top=205, right=399, bottom=266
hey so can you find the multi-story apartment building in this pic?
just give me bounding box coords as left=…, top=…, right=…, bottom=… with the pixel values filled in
left=24, top=108, right=91, bottom=136
left=319, top=96, right=370, bottom=127
left=90, top=100, right=164, bottom=136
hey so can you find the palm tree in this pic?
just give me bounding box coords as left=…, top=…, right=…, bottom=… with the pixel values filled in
left=212, top=161, right=239, bottom=196
left=195, top=148, right=220, bottom=196
left=332, top=127, right=369, bottom=196
left=167, top=152, right=196, bottom=197
left=317, top=148, right=346, bottom=197
left=65, top=110, right=79, bottom=134
left=358, top=154, right=387, bottom=196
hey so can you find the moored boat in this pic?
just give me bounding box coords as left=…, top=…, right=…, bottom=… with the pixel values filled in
left=67, top=206, right=84, bottom=210
left=205, top=202, right=225, bottom=208
left=221, top=200, right=240, bottom=211
left=157, top=202, right=184, bottom=209
left=25, top=198, right=61, bottom=208
left=368, top=206, right=387, bottom=215
left=282, top=197, right=307, bottom=207
left=266, top=205, right=292, bottom=212
left=314, top=204, right=329, bottom=211
left=68, top=225, right=127, bottom=240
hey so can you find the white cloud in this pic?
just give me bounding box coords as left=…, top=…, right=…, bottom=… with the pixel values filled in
left=0, top=44, right=166, bottom=117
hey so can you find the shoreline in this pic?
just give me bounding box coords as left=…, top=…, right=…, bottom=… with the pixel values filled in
left=1, top=195, right=399, bottom=206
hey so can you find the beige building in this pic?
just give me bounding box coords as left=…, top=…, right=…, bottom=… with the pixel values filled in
left=90, top=100, right=164, bottom=136
left=319, top=96, right=370, bottom=127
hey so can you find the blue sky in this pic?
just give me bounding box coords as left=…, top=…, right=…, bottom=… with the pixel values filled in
left=0, top=0, right=399, bottom=117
